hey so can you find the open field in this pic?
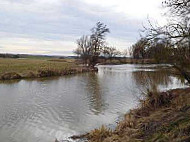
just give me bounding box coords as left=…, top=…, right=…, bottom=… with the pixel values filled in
left=0, top=57, right=159, bottom=80
left=0, top=58, right=96, bottom=80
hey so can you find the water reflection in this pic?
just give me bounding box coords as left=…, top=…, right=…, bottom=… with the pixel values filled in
left=85, top=73, right=106, bottom=114
left=132, top=70, right=171, bottom=89
left=0, top=64, right=187, bottom=142
left=0, top=79, right=21, bottom=85
left=132, top=69, right=186, bottom=92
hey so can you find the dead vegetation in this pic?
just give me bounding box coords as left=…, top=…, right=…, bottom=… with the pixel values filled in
left=0, top=72, right=22, bottom=80
left=0, top=58, right=98, bottom=80
left=99, top=58, right=157, bottom=65
left=0, top=67, right=97, bottom=80
left=74, top=87, right=190, bottom=142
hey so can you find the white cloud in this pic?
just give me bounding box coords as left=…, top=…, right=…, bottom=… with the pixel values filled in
left=107, top=37, right=135, bottom=50
left=0, top=37, right=75, bottom=55
left=0, top=0, right=167, bottom=55
left=84, top=0, right=162, bottom=16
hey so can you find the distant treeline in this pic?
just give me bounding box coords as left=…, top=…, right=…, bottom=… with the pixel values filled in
left=0, top=54, right=20, bottom=58
left=0, top=53, right=77, bottom=59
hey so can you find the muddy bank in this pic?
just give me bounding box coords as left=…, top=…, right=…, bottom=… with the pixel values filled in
left=0, top=67, right=98, bottom=81
left=71, top=87, right=190, bottom=142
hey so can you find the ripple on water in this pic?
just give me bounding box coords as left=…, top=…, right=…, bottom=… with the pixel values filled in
left=0, top=64, right=187, bottom=142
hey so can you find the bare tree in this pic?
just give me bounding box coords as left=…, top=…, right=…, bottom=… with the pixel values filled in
left=90, top=22, right=110, bottom=66
left=74, top=35, right=92, bottom=65
left=164, top=0, right=190, bottom=56
left=103, top=47, right=121, bottom=59
left=163, top=0, right=190, bottom=19
left=141, top=0, right=190, bottom=83
left=74, top=22, right=110, bottom=67
left=131, top=38, right=148, bottom=59
left=143, top=0, right=190, bottom=54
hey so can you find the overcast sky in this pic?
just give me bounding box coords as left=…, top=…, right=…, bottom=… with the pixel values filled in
left=0, top=0, right=166, bottom=56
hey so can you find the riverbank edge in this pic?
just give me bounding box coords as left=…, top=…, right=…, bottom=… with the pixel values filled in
left=98, top=59, right=158, bottom=65
left=70, top=87, right=190, bottom=142
left=0, top=67, right=98, bottom=81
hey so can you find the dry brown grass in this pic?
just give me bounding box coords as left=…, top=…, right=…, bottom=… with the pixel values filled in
left=99, top=59, right=157, bottom=65
left=74, top=88, right=190, bottom=142
left=0, top=58, right=97, bottom=80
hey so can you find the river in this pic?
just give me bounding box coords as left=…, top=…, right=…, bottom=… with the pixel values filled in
left=0, top=64, right=187, bottom=142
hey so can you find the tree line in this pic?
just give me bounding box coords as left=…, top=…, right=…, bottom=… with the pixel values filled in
left=74, top=0, right=190, bottom=83
left=129, top=0, right=190, bottom=83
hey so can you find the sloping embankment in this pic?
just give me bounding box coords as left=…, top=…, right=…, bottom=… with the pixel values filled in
left=72, top=87, right=190, bottom=142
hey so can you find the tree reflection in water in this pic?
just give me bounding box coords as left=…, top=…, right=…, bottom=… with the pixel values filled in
left=132, top=69, right=185, bottom=94
left=85, top=73, right=107, bottom=115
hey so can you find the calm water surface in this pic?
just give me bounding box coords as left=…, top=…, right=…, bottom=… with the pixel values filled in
left=0, top=64, right=187, bottom=142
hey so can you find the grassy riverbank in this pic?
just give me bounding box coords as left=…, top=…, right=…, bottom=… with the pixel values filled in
left=72, top=87, right=190, bottom=142
left=99, top=58, right=157, bottom=65
left=0, top=58, right=97, bottom=80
